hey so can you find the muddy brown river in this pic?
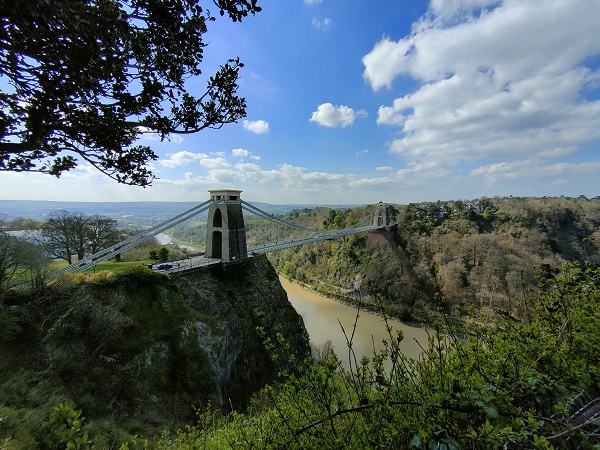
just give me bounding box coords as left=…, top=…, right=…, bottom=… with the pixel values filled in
left=279, top=276, right=430, bottom=368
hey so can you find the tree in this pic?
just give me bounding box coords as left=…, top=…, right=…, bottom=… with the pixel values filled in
left=86, top=215, right=120, bottom=255
left=5, top=217, right=42, bottom=230
left=0, top=0, right=261, bottom=186
left=41, top=210, right=89, bottom=264
left=0, top=234, right=48, bottom=293
left=40, top=210, right=119, bottom=264
left=157, top=246, right=170, bottom=261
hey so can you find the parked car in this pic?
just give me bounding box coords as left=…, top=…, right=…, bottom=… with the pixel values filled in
left=157, top=263, right=172, bottom=270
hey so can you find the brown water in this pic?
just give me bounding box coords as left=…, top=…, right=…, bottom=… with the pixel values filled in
left=279, top=276, right=430, bottom=367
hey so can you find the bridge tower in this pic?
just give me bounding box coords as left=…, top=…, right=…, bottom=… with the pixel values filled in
left=367, top=202, right=395, bottom=250
left=373, top=202, right=392, bottom=227
left=205, top=189, right=248, bottom=262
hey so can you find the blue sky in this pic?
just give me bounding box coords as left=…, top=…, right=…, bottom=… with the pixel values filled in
left=2, top=0, right=599, bottom=205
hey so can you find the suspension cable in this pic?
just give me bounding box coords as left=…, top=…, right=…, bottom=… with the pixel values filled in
left=241, top=200, right=320, bottom=233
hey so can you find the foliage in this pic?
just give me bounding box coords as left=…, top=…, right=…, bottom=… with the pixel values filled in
left=266, top=196, right=600, bottom=326
left=48, top=403, right=90, bottom=449
left=137, top=262, right=599, bottom=449
left=0, top=233, right=49, bottom=294
left=157, top=247, right=170, bottom=262
left=149, top=246, right=180, bottom=262
left=0, top=255, right=307, bottom=448
left=169, top=220, right=206, bottom=248
left=0, top=0, right=260, bottom=185
left=0, top=267, right=217, bottom=447
left=1, top=217, right=42, bottom=231
left=118, top=236, right=161, bottom=262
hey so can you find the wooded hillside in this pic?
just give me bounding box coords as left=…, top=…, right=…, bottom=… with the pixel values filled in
left=266, top=196, right=600, bottom=326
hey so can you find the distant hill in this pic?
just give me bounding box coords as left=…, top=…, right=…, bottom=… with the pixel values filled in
left=0, top=200, right=358, bottom=229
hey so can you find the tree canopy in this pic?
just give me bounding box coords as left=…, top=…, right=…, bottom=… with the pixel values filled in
left=0, top=0, right=260, bottom=186
left=39, top=209, right=120, bottom=264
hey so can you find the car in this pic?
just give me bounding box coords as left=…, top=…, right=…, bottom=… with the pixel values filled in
left=157, top=263, right=172, bottom=270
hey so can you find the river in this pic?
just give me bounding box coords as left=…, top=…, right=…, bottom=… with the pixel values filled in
left=155, top=232, right=201, bottom=252
left=279, top=276, right=429, bottom=368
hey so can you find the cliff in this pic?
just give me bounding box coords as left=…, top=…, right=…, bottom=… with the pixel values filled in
left=174, top=256, right=310, bottom=405
left=0, top=255, right=309, bottom=447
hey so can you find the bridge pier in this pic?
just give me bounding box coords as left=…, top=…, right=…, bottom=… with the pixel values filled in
left=205, top=190, right=248, bottom=262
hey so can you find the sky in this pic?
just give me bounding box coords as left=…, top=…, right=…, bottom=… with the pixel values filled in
left=2, top=0, right=600, bottom=206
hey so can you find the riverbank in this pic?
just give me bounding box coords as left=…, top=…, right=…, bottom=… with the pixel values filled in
left=276, top=271, right=431, bottom=330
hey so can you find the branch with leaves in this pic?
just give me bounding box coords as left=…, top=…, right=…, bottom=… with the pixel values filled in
left=0, top=0, right=261, bottom=185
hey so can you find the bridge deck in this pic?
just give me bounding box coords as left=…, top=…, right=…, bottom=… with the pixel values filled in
left=152, top=224, right=385, bottom=275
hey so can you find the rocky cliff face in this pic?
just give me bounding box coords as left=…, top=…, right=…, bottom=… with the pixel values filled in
left=175, top=255, right=310, bottom=405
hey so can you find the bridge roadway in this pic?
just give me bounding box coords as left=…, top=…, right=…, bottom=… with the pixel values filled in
left=152, top=224, right=383, bottom=274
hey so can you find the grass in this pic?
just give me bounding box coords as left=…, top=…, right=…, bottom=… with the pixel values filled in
left=48, top=259, right=155, bottom=274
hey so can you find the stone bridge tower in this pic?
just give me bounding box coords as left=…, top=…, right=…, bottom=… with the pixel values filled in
left=205, top=189, right=248, bottom=262
left=368, top=202, right=396, bottom=250
left=373, top=202, right=392, bottom=227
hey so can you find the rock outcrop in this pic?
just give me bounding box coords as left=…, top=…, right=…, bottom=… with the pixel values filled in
left=174, top=255, right=310, bottom=405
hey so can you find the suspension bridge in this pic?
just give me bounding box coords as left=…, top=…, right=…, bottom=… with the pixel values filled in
left=49, top=189, right=396, bottom=278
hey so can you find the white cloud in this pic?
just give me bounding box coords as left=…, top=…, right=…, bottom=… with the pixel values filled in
left=377, top=105, right=406, bottom=126
left=235, top=162, right=262, bottom=174
left=355, top=149, right=369, bottom=157
left=304, top=0, right=322, bottom=4
left=232, top=148, right=261, bottom=161
left=471, top=159, right=600, bottom=185
left=362, top=0, right=600, bottom=165
left=309, top=103, right=368, bottom=128
left=136, top=127, right=183, bottom=144
left=429, top=0, right=502, bottom=22
left=160, top=151, right=230, bottom=169
left=243, top=119, right=270, bottom=134
left=232, top=148, right=250, bottom=158
left=376, top=166, right=394, bottom=172
left=311, top=17, right=331, bottom=30
left=199, top=156, right=229, bottom=169
left=160, top=151, right=203, bottom=168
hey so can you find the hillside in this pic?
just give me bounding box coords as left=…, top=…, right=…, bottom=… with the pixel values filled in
left=265, top=196, right=600, bottom=326
left=0, top=257, right=309, bottom=448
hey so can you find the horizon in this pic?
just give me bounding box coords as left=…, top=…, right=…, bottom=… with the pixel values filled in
left=3, top=194, right=598, bottom=226
left=1, top=0, right=599, bottom=204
